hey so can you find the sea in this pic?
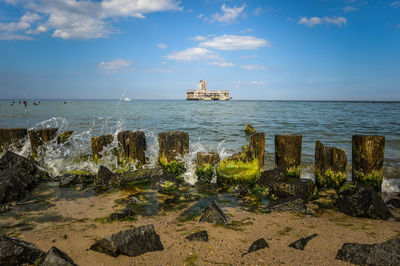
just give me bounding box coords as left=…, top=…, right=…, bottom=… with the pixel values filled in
left=1, top=100, right=399, bottom=192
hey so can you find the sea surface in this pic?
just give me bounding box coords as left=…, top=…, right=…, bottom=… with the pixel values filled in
left=1, top=100, right=399, bottom=190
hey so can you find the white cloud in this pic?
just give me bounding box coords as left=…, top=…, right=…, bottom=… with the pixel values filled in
left=391, top=1, right=400, bottom=8
left=199, top=35, right=270, bottom=50
left=299, top=16, right=347, bottom=27
left=241, top=64, right=268, bottom=71
left=166, top=47, right=221, bottom=62
left=208, top=61, right=235, bottom=67
left=197, top=14, right=204, bottom=18
left=0, top=12, right=41, bottom=40
left=1, top=0, right=183, bottom=40
left=99, top=59, right=132, bottom=70
left=189, top=35, right=208, bottom=41
left=240, top=55, right=258, bottom=59
left=157, top=43, right=167, bottom=49
left=210, top=4, right=245, bottom=24
left=142, top=68, right=172, bottom=73
left=253, top=7, right=263, bottom=15
left=249, top=81, right=267, bottom=86
left=343, top=6, right=358, bottom=12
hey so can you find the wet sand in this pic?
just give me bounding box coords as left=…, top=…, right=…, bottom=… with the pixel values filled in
left=1, top=183, right=400, bottom=266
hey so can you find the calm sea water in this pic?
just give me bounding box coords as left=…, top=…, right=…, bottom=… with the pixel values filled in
left=1, top=100, right=399, bottom=187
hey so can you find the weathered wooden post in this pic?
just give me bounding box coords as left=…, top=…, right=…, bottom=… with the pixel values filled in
left=275, top=135, right=302, bottom=178
left=91, top=134, right=114, bottom=161
left=217, top=132, right=265, bottom=185
left=158, top=131, right=189, bottom=175
left=196, top=152, right=220, bottom=183
left=245, top=124, right=256, bottom=135
left=28, top=128, right=58, bottom=157
left=352, top=135, right=385, bottom=191
left=0, top=128, right=28, bottom=153
left=57, top=130, right=74, bottom=144
left=315, top=141, right=347, bottom=189
left=117, top=131, right=146, bottom=167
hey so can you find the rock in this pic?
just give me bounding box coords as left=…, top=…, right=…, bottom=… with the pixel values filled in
left=74, top=183, right=86, bottom=191
left=335, top=238, right=400, bottom=265
left=335, top=186, right=392, bottom=220
left=91, top=134, right=114, bottom=161
left=58, top=172, right=94, bottom=187
left=95, top=166, right=118, bottom=188
left=127, top=195, right=142, bottom=205
left=242, top=238, right=268, bottom=257
left=245, top=124, right=256, bottom=135
left=40, top=246, right=77, bottom=266
left=0, top=169, right=37, bottom=203
left=117, top=168, right=177, bottom=190
left=217, top=132, right=265, bottom=185
left=230, top=184, right=250, bottom=197
left=90, top=224, right=164, bottom=257
left=266, top=197, right=307, bottom=213
left=196, top=152, right=220, bottom=183
left=289, top=233, right=318, bottom=250
left=186, top=231, right=208, bottom=242
left=386, top=198, right=400, bottom=209
left=0, top=235, right=45, bottom=265
left=0, top=128, right=27, bottom=153
left=352, top=135, right=385, bottom=191
left=315, top=141, right=347, bottom=189
left=28, top=128, right=59, bottom=157
left=117, top=131, right=146, bottom=167
left=268, top=178, right=316, bottom=200
left=57, top=131, right=74, bottom=144
left=199, top=202, right=230, bottom=224
left=0, top=203, right=13, bottom=213
left=107, top=208, right=135, bottom=222
left=158, top=131, right=189, bottom=175
left=257, top=167, right=287, bottom=186
left=275, top=135, right=302, bottom=178
left=0, top=151, right=42, bottom=177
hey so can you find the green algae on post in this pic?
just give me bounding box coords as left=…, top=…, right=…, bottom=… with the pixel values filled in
left=91, top=134, right=114, bottom=161
left=245, top=124, right=256, bottom=135
left=196, top=152, right=220, bottom=183
left=217, top=158, right=261, bottom=185
left=275, top=135, right=302, bottom=178
left=117, top=131, right=146, bottom=168
left=352, top=135, right=385, bottom=191
left=159, top=158, right=186, bottom=176
left=196, top=164, right=214, bottom=183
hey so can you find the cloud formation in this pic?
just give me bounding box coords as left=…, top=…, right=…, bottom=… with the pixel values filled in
left=299, top=16, right=347, bottom=27
left=1, top=0, right=182, bottom=40
left=199, top=35, right=270, bottom=50
left=157, top=43, right=167, bottom=49
left=391, top=1, right=400, bottom=8
left=210, top=4, right=246, bottom=23
left=166, top=47, right=221, bottom=62
left=241, top=64, right=268, bottom=71
left=99, top=59, right=132, bottom=70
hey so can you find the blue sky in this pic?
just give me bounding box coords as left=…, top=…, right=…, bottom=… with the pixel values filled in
left=0, top=0, right=399, bottom=100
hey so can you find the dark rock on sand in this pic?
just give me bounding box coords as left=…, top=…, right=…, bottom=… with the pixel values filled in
left=268, top=178, right=315, bottom=200
left=58, top=173, right=94, bottom=188
left=0, top=235, right=45, bottom=265
left=199, top=202, right=230, bottom=224
left=95, top=165, right=118, bottom=188
left=386, top=198, right=400, bottom=209
left=242, top=238, right=269, bottom=257
left=289, top=233, right=318, bottom=250
left=231, top=184, right=250, bottom=197
left=90, top=224, right=163, bottom=257
left=266, top=197, right=307, bottom=213
left=0, top=151, right=43, bottom=177
left=186, top=231, right=208, bottom=242
left=335, top=186, right=392, bottom=220
left=335, top=238, right=400, bottom=265
left=40, top=246, right=77, bottom=266
left=257, top=167, right=286, bottom=186
left=107, top=208, right=135, bottom=222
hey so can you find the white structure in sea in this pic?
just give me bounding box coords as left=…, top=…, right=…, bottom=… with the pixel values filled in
left=186, top=80, right=231, bottom=101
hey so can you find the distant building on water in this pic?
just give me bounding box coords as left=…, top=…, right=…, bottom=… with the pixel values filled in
left=186, top=80, right=231, bottom=101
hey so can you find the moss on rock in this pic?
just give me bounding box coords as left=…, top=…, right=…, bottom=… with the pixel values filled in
left=353, top=170, right=383, bottom=192
left=286, top=166, right=301, bottom=178
left=196, top=163, right=214, bottom=183
left=245, top=124, right=256, bottom=135
left=217, top=158, right=260, bottom=185
left=159, top=158, right=186, bottom=176
left=316, top=169, right=347, bottom=189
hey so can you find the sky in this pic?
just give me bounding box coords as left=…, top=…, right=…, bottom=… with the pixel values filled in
left=0, top=0, right=399, bottom=100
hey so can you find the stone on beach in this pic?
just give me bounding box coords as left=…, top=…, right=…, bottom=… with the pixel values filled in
left=89, top=224, right=164, bottom=257
left=196, top=152, right=220, bottom=183
left=158, top=131, right=189, bottom=175
left=95, top=165, right=118, bottom=188
left=40, top=246, right=77, bottom=266
left=315, top=140, right=347, bottom=189
left=289, top=233, right=318, bottom=250
left=0, top=128, right=27, bottom=153
left=266, top=197, right=307, bottom=213
left=352, top=135, right=385, bottom=191
left=242, top=238, right=269, bottom=257
left=335, top=185, right=392, bottom=220
left=91, top=134, right=114, bottom=161
left=28, top=128, right=59, bottom=157
left=217, top=132, right=265, bottom=185
left=186, top=231, right=208, bottom=242
left=117, top=131, right=146, bottom=167
left=335, top=238, right=400, bottom=265
left=0, top=235, right=45, bottom=265
left=107, top=208, right=135, bottom=222
left=275, top=135, right=302, bottom=178
left=199, top=202, right=230, bottom=224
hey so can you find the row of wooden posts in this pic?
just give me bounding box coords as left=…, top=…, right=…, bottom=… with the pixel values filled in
left=0, top=128, right=385, bottom=188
